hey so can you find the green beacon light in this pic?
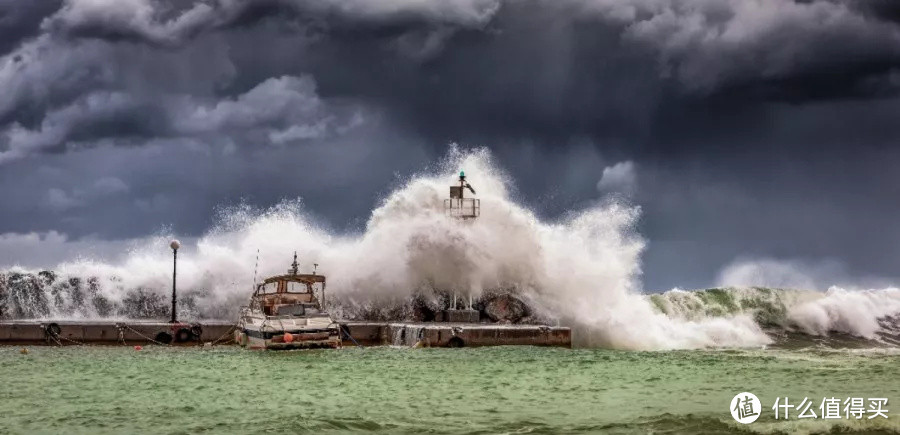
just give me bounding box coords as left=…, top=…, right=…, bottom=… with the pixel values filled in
left=460, top=170, right=465, bottom=178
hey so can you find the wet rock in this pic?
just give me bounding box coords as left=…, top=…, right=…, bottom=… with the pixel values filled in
left=6, top=272, right=50, bottom=318
left=37, top=270, right=56, bottom=286
left=87, top=277, right=113, bottom=316
left=481, top=293, right=530, bottom=323
left=519, top=314, right=555, bottom=325
left=65, top=277, right=86, bottom=311
left=121, top=289, right=169, bottom=319
left=410, top=295, right=436, bottom=322
left=0, top=272, right=6, bottom=318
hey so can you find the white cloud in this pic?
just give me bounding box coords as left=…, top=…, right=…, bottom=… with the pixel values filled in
left=174, top=75, right=331, bottom=137
left=45, top=0, right=217, bottom=46
left=597, top=160, right=637, bottom=195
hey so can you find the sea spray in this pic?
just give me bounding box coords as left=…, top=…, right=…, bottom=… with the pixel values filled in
left=788, top=287, right=900, bottom=338
left=651, top=286, right=900, bottom=343
left=0, top=148, right=897, bottom=349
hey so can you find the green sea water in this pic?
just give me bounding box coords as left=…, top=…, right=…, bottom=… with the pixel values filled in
left=1, top=346, right=898, bottom=434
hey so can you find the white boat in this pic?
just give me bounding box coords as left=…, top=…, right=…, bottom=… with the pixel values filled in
left=235, top=254, right=341, bottom=350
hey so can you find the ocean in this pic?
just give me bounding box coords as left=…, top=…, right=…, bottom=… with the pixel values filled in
left=1, top=345, right=897, bottom=434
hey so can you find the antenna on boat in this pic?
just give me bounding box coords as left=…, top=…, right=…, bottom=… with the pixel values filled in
left=252, top=249, right=259, bottom=287
left=313, top=263, right=318, bottom=275
left=290, top=251, right=299, bottom=275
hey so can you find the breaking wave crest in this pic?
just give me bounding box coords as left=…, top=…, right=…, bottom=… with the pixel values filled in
left=1, top=148, right=899, bottom=350
left=652, top=287, right=900, bottom=347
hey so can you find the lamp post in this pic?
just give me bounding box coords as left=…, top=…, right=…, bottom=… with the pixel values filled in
left=169, top=239, right=180, bottom=323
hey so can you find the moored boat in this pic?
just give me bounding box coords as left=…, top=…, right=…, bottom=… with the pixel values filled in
left=235, top=253, right=341, bottom=350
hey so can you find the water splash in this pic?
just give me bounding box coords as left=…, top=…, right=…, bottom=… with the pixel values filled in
left=1, top=147, right=898, bottom=349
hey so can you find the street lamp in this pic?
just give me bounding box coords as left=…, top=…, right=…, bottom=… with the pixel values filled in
left=169, top=239, right=180, bottom=323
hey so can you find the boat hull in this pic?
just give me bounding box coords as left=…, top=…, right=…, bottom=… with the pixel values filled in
left=236, top=327, right=342, bottom=350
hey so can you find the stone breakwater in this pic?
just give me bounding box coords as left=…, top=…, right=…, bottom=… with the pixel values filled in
left=0, top=269, right=547, bottom=325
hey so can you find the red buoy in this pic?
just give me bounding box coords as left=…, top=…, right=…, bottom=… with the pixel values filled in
left=134, top=345, right=143, bottom=351
left=283, top=333, right=294, bottom=343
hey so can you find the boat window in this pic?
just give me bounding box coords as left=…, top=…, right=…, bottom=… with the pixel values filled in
left=287, top=282, right=306, bottom=293
left=259, top=282, right=278, bottom=295
left=276, top=304, right=305, bottom=316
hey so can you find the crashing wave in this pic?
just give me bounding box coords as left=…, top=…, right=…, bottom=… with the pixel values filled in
left=651, top=286, right=900, bottom=346
left=1, top=148, right=898, bottom=350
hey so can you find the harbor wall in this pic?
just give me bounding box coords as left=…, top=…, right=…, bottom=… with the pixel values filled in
left=0, top=321, right=235, bottom=345
left=342, top=322, right=571, bottom=348
left=0, top=321, right=571, bottom=348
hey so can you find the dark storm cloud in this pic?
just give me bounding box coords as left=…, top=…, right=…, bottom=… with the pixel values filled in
left=4, top=0, right=900, bottom=164
left=852, top=0, right=900, bottom=22
left=40, top=0, right=500, bottom=48
left=0, top=1, right=62, bottom=55
left=0, top=36, right=364, bottom=162
left=4, top=0, right=900, bottom=289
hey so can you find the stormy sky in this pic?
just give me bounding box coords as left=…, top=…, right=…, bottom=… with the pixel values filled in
left=2, top=0, right=900, bottom=291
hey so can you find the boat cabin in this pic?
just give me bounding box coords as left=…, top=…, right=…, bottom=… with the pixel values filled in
left=250, top=254, right=326, bottom=317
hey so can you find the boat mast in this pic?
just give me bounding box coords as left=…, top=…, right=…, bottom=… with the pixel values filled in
left=252, top=248, right=259, bottom=287
left=313, top=263, right=324, bottom=309
left=289, top=251, right=299, bottom=275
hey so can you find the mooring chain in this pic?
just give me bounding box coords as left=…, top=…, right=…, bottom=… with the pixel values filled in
left=36, top=323, right=239, bottom=347
left=56, top=334, right=90, bottom=346
left=208, top=324, right=238, bottom=346
left=41, top=324, right=98, bottom=347
left=46, top=333, right=62, bottom=346
left=33, top=323, right=241, bottom=347
left=42, top=325, right=67, bottom=346
left=122, top=324, right=171, bottom=346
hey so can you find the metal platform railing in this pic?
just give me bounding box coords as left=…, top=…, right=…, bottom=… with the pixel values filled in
left=444, top=198, right=480, bottom=219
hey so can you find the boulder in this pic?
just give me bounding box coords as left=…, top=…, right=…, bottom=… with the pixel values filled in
left=482, top=294, right=529, bottom=323
left=409, top=295, right=436, bottom=322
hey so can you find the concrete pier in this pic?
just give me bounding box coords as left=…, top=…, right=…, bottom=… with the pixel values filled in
left=0, top=321, right=235, bottom=345
left=341, top=322, right=571, bottom=348
left=0, top=320, right=571, bottom=348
